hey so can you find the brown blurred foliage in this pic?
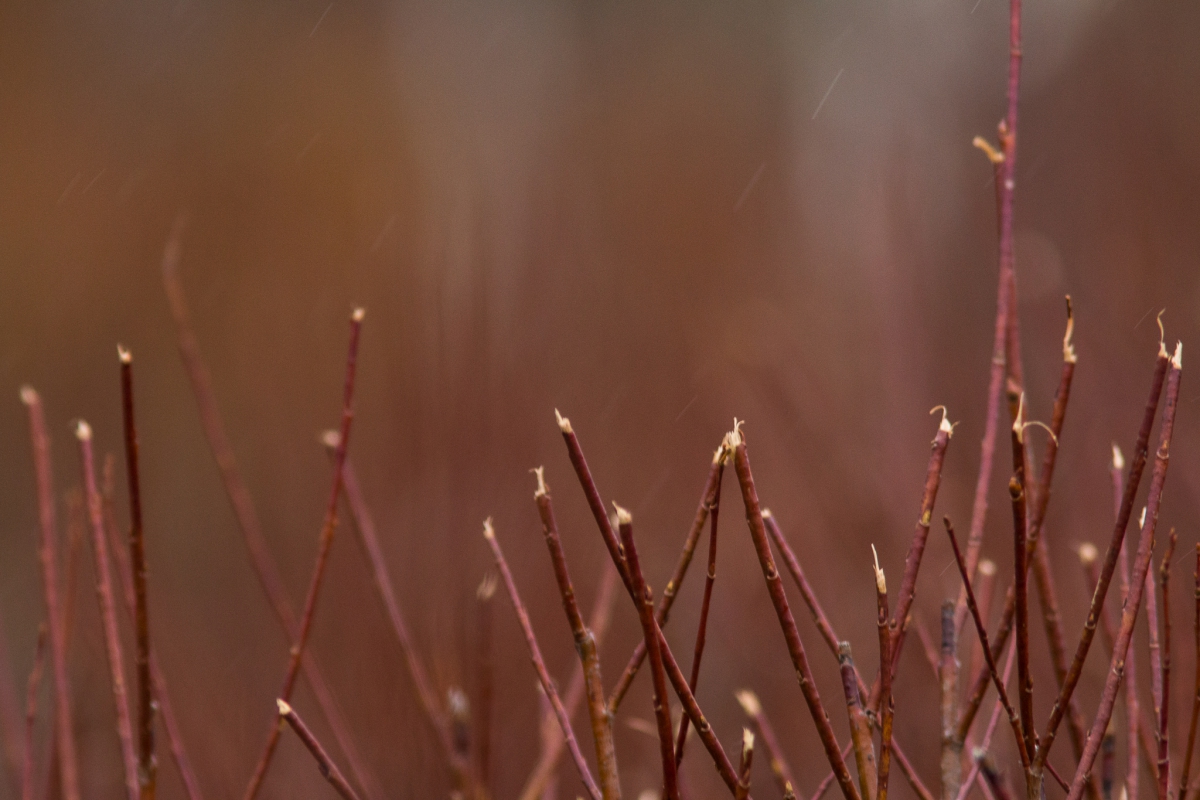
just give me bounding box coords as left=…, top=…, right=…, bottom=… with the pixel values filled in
left=1, top=1, right=1198, bottom=798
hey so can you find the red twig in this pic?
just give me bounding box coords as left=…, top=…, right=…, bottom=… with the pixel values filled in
left=841, top=644, right=878, bottom=800
left=729, top=423, right=860, bottom=800
left=19, top=387, right=80, bottom=800
left=940, top=602, right=961, bottom=800
left=277, top=700, right=363, bottom=800
left=1065, top=343, right=1182, bottom=800
left=736, top=690, right=798, bottom=799
left=76, top=422, right=139, bottom=800
left=735, top=729, right=755, bottom=800
left=1156, top=530, right=1177, bottom=800
left=1179, top=544, right=1200, bottom=800
left=19, top=625, right=46, bottom=800
left=482, top=519, right=602, bottom=800
left=676, top=456, right=724, bottom=766
left=242, top=309, right=364, bottom=800
left=874, top=550, right=894, bottom=800
left=162, top=221, right=381, bottom=800
left=1008, top=403, right=1036, bottom=762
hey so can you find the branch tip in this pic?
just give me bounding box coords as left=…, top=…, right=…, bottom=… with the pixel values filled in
left=871, top=544, right=886, bottom=594
left=972, top=136, right=1005, bottom=164
left=735, top=690, right=762, bottom=717
left=1063, top=295, right=1077, bottom=364
left=74, top=420, right=92, bottom=441
left=978, top=558, right=997, bottom=577
left=483, top=518, right=495, bottom=540
left=554, top=409, right=572, bottom=433
left=724, top=418, right=745, bottom=449
left=1172, top=341, right=1182, bottom=369
left=19, top=385, right=37, bottom=405
left=1157, top=311, right=1167, bottom=357
left=532, top=466, right=547, bottom=498
left=320, top=429, right=340, bottom=450
left=351, top=307, right=365, bottom=323
left=612, top=502, right=632, bottom=525
left=276, top=699, right=292, bottom=716
left=1112, top=444, right=1125, bottom=471
left=742, top=728, right=755, bottom=754
left=1078, top=543, right=1099, bottom=566
left=476, top=572, right=497, bottom=601
left=930, top=405, right=954, bottom=435
left=117, top=344, right=132, bottom=364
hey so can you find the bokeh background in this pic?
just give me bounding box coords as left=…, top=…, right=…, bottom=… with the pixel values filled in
left=1, top=1, right=1199, bottom=798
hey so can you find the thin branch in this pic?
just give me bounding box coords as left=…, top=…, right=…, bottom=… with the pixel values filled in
left=242, top=309, right=364, bottom=800
left=19, top=387, right=80, bottom=800
left=76, top=422, right=139, bottom=800
left=736, top=690, right=798, bottom=798
left=19, top=625, right=46, bottom=800
left=534, top=470, right=621, bottom=800
left=1156, top=529, right=1177, bottom=800
left=1008, top=405, right=1036, bottom=762
left=482, top=519, right=602, bottom=800
left=735, top=729, right=755, bottom=800
left=874, top=552, right=894, bottom=800
left=1179, top=543, right=1200, bottom=800
left=840, top=644, right=877, bottom=800
left=162, top=220, right=381, bottom=800
left=940, top=602, right=961, bottom=800
left=1065, top=342, right=1182, bottom=800
left=476, top=573, right=496, bottom=797
left=728, top=423, right=860, bottom=800
left=277, top=701, right=363, bottom=800
left=676, top=455, right=724, bottom=767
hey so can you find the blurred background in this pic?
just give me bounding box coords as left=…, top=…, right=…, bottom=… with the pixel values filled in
left=1, top=1, right=1199, bottom=798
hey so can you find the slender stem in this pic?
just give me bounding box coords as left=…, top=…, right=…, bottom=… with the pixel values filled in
left=874, top=553, right=894, bottom=800
left=242, top=309, right=364, bottom=800
left=519, top=562, right=620, bottom=800
left=162, top=222, right=381, bottom=800
left=534, top=471, right=621, bottom=800
left=19, top=387, right=80, bottom=800
left=276, top=701, right=362, bottom=800
left=1034, top=345, right=1171, bottom=776
left=676, top=457, right=723, bottom=766
left=20, top=626, right=47, bottom=800
left=944, top=519, right=1029, bottom=771
left=615, top=507, right=679, bottom=800
left=940, top=602, right=961, bottom=800
left=735, top=729, right=755, bottom=800
left=1065, top=343, right=1182, bottom=800
left=736, top=690, right=798, bottom=798
left=841, top=644, right=878, bottom=800
left=482, top=520, right=602, bottom=800
left=729, top=424, right=860, bottom=800
left=966, top=560, right=998, bottom=715
left=476, top=573, right=496, bottom=797
left=1180, top=544, right=1200, bottom=800
left=76, top=422, right=139, bottom=800
left=1147, top=569, right=1163, bottom=752
left=1157, top=529, right=1177, bottom=800
left=605, top=442, right=727, bottom=715
left=1008, top=413, right=1036, bottom=762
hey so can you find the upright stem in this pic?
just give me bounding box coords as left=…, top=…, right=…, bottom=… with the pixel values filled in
left=1008, top=411, right=1036, bottom=763
left=242, top=309, right=364, bottom=800
left=276, top=701, right=362, bottom=800
left=841, top=644, right=878, bottom=800
left=940, top=603, right=961, bottom=800
left=735, top=729, right=755, bottom=800
left=19, top=388, right=80, bottom=800
left=874, top=552, right=894, bottom=800
left=76, top=422, right=139, bottom=800
left=1156, top=530, right=1177, bottom=800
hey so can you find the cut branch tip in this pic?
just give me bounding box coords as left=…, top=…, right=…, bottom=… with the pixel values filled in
left=1173, top=341, right=1182, bottom=369
left=483, top=518, right=495, bottom=540
left=930, top=405, right=954, bottom=435
left=735, top=690, right=762, bottom=717
left=742, top=728, right=755, bottom=753
left=978, top=558, right=997, bottom=577
left=724, top=418, right=745, bottom=449
left=555, top=409, right=572, bottom=433
left=320, top=429, right=340, bottom=450
left=74, top=420, right=92, bottom=441
left=871, top=544, right=886, bottom=594
left=612, top=502, right=632, bottom=526
left=19, top=385, right=37, bottom=405
left=351, top=307, right=365, bottom=323
left=1112, top=444, right=1125, bottom=471
left=1063, top=295, right=1077, bottom=364
left=1078, top=543, right=1099, bottom=566
left=117, top=344, right=132, bottom=364
left=276, top=699, right=292, bottom=716
left=532, top=466, right=547, bottom=498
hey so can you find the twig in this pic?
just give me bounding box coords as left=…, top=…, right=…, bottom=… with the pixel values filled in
left=119, top=347, right=158, bottom=800
left=482, top=519, right=602, bottom=800
left=874, top=551, right=894, bottom=800
left=735, top=729, right=755, bottom=800
left=19, top=387, right=80, bottom=800
left=276, top=700, right=363, bottom=800
left=1156, top=529, right=1177, bottom=800
left=966, top=560, right=998, bottom=709
left=728, top=423, right=860, bottom=800
left=519, top=561, right=620, bottom=800
left=476, top=573, right=496, bottom=796
left=606, top=441, right=727, bottom=715
left=940, top=602, right=961, bottom=800
left=163, top=220, right=381, bottom=800
left=76, top=422, right=139, bottom=800
left=1033, top=343, right=1171, bottom=779
left=616, top=506, right=679, bottom=800
left=736, top=691, right=798, bottom=798
left=1065, top=342, right=1182, bottom=800
left=1179, top=543, right=1200, bottom=800
left=534, top=470, right=621, bottom=800
left=242, top=309, right=364, bottom=800
left=19, top=626, right=46, bottom=800
left=1008, top=403, right=1036, bottom=762
left=101, top=456, right=206, bottom=800
left=676, top=455, right=724, bottom=766
left=840, top=644, right=877, bottom=800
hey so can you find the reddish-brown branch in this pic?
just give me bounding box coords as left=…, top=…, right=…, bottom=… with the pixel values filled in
left=736, top=690, right=798, bottom=798
left=475, top=573, right=496, bottom=797
left=162, top=222, right=380, bottom=800
left=1180, top=544, right=1200, bottom=800
left=534, top=471, right=621, bottom=800
left=19, top=625, right=46, bottom=800
left=729, top=424, right=860, bottom=800
left=483, top=520, right=602, bottom=800
left=277, top=701, right=362, bottom=800
left=874, top=552, right=894, bottom=800
left=841, top=644, right=878, bottom=800
left=676, top=457, right=723, bottom=767
left=242, top=309, right=364, bottom=800
left=20, top=387, right=80, bottom=800
left=1156, top=530, right=1177, bottom=800
left=606, top=442, right=727, bottom=714
left=1034, top=345, right=1171, bottom=777
left=735, top=729, right=755, bottom=800
left=120, top=354, right=159, bottom=800
left=1008, top=412, right=1036, bottom=762
left=940, top=602, right=961, bottom=800
left=1065, top=343, right=1182, bottom=800
left=616, top=507, right=679, bottom=800
left=76, top=422, right=139, bottom=800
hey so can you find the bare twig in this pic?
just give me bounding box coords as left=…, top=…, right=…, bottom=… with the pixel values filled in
left=163, top=221, right=381, bottom=800
left=76, top=421, right=139, bottom=800
left=735, top=729, right=755, bottom=800
left=676, top=454, right=724, bottom=766
left=277, top=700, right=362, bottom=800
left=534, top=470, right=621, bottom=800
left=1065, top=343, right=1182, bottom=800
left=482, top=519, right=602, bottom=800
left=874, top=551, right=894, bottom=800
left=729, top=422, right=860, bottom=800
left=20, top=626, right=46, bottom=800
left=242, top=309, right=364, bottom=800
left=19, top=387, right=80, bottom=800
left=840, top=644, right=877, bottom=800
left=1008, top=403, right=1036, bottom=763
left=1156, top=529, right=1177, bottom=800
left=940, top=602, right=961, bottom=800
left=736, top=690, right=797, bottom=798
